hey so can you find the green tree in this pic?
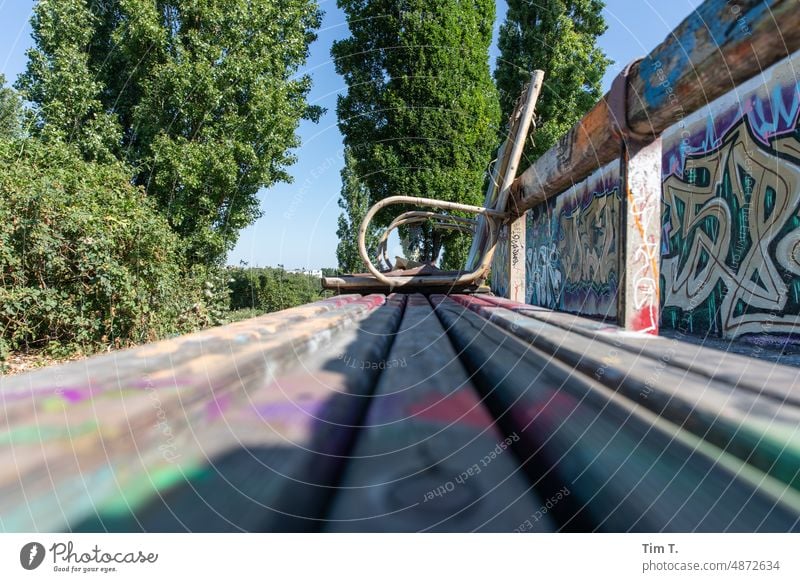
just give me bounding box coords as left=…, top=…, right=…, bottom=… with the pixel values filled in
left=332, top=0, right=500, bottom=267
left=15, top=0, right=121, bottom=162
left=227, top=266, right=326, bottom=314
left=336, top=148, right=379, bottom=273
left=495, top=0, right=610, bottom=163
left=0, top=74, right=23, bottom=139
left=19, top=0, right=323, bottom=267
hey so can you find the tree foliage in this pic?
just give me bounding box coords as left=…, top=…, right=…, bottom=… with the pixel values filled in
left=18, top=0, right=323, bottom=266
left=227, top=266, right=326, bottom=314
left=0, top=75, right=23, bottom=139
left=336, top=148, right=379, bottom=273
left=16, top=0, right=121, bottom=162
left=495, top=0, right=610, bottom=163
left=0, top=137, right=197, bottom=358
left=332, top=0, right=500, bottom=266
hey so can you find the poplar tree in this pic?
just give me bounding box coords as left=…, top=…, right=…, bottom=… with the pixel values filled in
left=495, top=0, right=610, bottom=163
left=18, top=0, right=323, bottom=267
left=333, top=0, right=500, bottom=267
left=336, top=148, right=379, bottom=273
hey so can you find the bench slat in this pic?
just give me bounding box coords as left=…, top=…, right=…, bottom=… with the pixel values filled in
left=432, top=295, right=800, bottom=531
left=450, top=295, right=800, bottom=493
left=479, top=295, right=800, bottom=405
left=326, top=294, right=554, bottom=532
left=0, top=295, right=390, bottom=531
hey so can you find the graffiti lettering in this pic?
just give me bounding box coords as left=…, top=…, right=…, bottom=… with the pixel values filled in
left=662, top=116, right=800, bottom=337
left=525, top=163, right=620, bottom=318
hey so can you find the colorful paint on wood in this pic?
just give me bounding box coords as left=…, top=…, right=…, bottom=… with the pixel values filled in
left=3, top=292, right=800, bottom=531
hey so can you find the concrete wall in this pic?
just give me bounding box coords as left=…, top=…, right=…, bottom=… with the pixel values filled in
left=493, top=50, right=800, bottom=339
left=524, top=162, right=620, bottom=318
left=491, top=162, right=621, bottom=319
left=491, top=223, right=511, bottom=300
left=660, top=50, right=800, bottom=339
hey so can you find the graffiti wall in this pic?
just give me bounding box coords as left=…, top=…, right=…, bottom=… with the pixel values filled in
left=490, top=224, right=510, bottom=298
left=494, top=51, right=800, bottom=340
left=525, top=162, right=621, bottom=318
left=661, top=50, right=800, bottom=339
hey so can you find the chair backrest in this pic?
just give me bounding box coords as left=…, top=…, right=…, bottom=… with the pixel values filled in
left=465, top=70, right=544, bottom=272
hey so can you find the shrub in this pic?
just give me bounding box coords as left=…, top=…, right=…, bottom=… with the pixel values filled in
left=0, top=138, right=193, bottom=356
left=227, top=266, right=327, bottom=315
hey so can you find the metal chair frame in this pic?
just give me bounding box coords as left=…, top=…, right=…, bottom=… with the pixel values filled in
left=355, top=70, right=545, bottom=290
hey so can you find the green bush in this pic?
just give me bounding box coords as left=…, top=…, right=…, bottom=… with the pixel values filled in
left=227, top=266, right=328, bottom=315
left=0, top=138, right=195, bottom=356
left=227, top=308, right=263, bottom=324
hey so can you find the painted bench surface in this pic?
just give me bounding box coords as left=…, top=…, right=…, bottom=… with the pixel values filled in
left=1, top=294, right=799, bottom=532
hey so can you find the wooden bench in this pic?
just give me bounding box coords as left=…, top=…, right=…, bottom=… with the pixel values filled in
left=4, top=0, right=800, bottom=535
left=2, top=294, right=798, bottom=532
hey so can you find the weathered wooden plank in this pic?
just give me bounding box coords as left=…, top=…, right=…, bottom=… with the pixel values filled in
left=510, top=97, right=621, bottom=214
left=69, top=295, right=408, bottom=532
left=326, top=294, right=554, bottom=532
left=432, top=295, right=800, bottom=531
left=511, top=0, right=800, bottom=215
left=0, top=295, right=390, bottom=531
left=0, top=293, right=367, bottom=405
left=448, top=294, right=800, bottom=493
left=478, top=294, right=800, bottom=406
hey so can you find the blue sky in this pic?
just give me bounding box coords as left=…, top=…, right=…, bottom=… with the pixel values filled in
left=0, top=0, right=702, bottom=269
